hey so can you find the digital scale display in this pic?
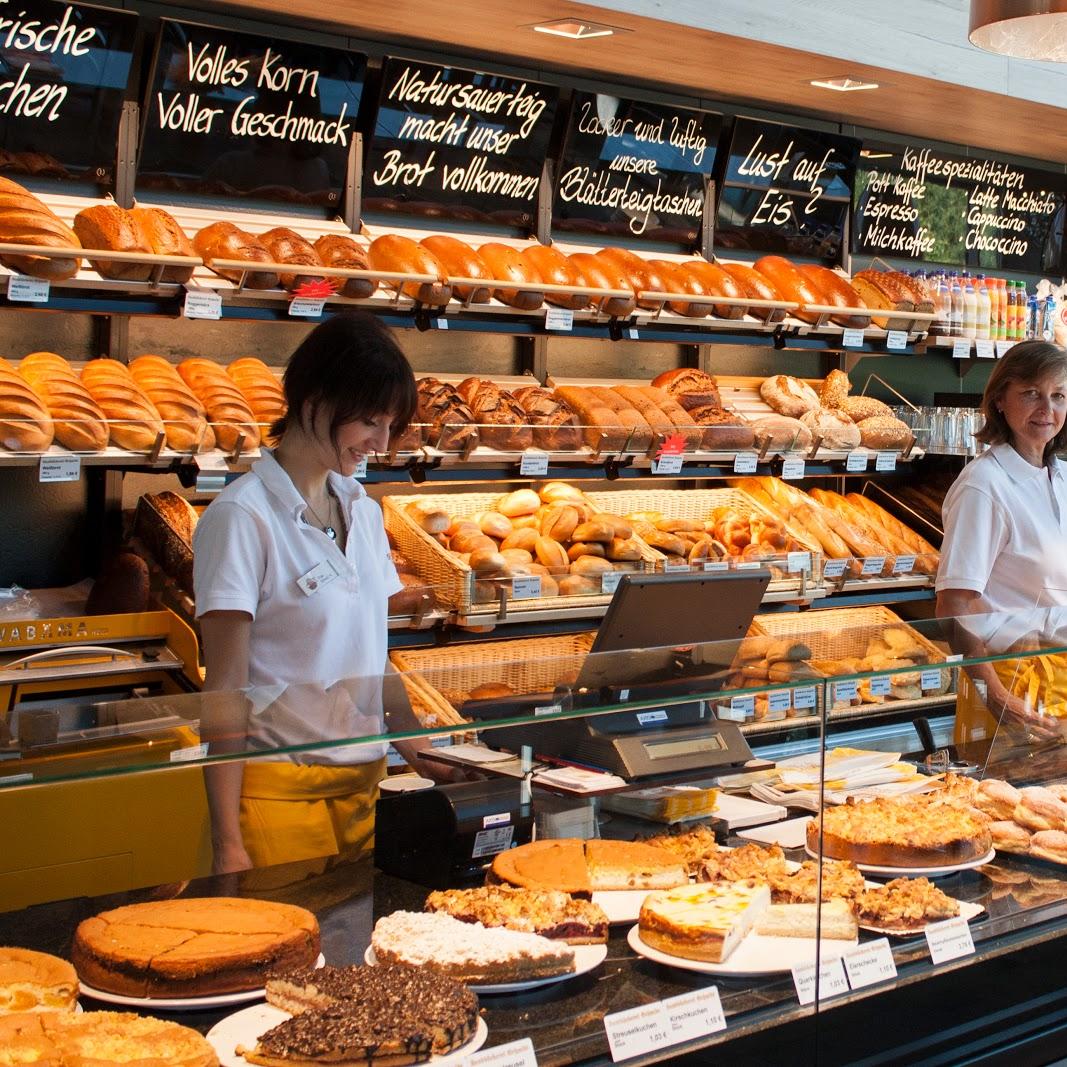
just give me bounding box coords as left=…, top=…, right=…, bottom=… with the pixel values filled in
left=643, top=734, right=728, bottom=760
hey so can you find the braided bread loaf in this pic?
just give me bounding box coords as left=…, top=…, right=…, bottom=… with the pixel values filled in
left=0, top=175, right=81, bottom=280
left=80, top=359, right=165, bottom=451
left=129, top=355, right=215, bottom=452
left=0, top=356, right=53, bottom=450
left=177, top=358, right=260, bottom=452
left=226, top=357, right=287, bottom=435
left=19, top=352, right=107, bottom=451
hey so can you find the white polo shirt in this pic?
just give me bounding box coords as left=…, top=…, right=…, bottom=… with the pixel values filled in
left=937, top=442, right=1067, bottom=613
left=193, top=449, right=401, bottom=764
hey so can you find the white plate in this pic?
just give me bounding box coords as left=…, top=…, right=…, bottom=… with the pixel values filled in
left=208, top=1004, right=487, bottom=1067
left=805, top=846, right=996, bottom=878
left=627, top=924, right=857, bottom=976
left=364, top=943, right=606, bottom=994
left=737, top=816, right=813, bottom=849
left=592, top=890, right=652, bottom=926
left=857, top=898, right=986, bottom=937
left=78, top=953, right=325, bottom=1012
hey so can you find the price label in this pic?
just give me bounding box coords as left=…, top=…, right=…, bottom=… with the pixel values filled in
left=768, top=689, right=792, bottom=713
left=196, top=451, right=229, bottom=471
left=926, top=916, right=976, bottom=965
left=663, top=563, right=691, bottom=573
left=627, top=327, right=640, bottom=340
left=875, top=451, right=897, bottom=472
left=921, top=669, right=943, bottom=692
left=947, top=653, right=964, bottom=663
left=7, top=274, right=50, bottom=302
left=288, top=296, right=327, bottom=318
left=663, top=987, right=727, bottom=1042
left=435, top=318, right=449, bottom=330
left=846, top=449, right=869, bottom=472
left=843, top=938, right=897, bottom=990
left=519, top=451, right=550, bottom=476
left=170, top=743, right=209, bottom=763
left=952, top=338, right=971, bottom=359
left=195, top=473, right=227, bottom=494
left=38, top=454, right=81, bottom=483
left=545, top=307, right=574, bottom=332
left=351, top=456, right=368, bottom=479
left=604, top=1002, right=671, bottom=1061
left=703, top=560, right=729, bottom=572
left=787, top=551, right=811, bottom=574
left=975, top=339, right=995, bottom=359
left=833, top=679, right=859, bottom=702
left=466, top=1038, right=538, bottom=1067
left=652, top=453, right=684, bottom=475
left=792, top=957, right=849, bottom=1006
left=842, top=328, right=865, bottom=348
left=183, top=289, right=222, bottom=319
left=793, top=685, right=817, bottom=710
left=861, top=556, right=886, bottom=575
left=736, top=561, right=761, bottom=570
left=733, top=451, right=758, bottom=474
left=730, top=694, right=755, bottom=716
left=534, top=704, right=562, bottom=717
left=822, top=558, right=848, bottom=579
left=512, top=576, right=543, bottom=600
left=893, top=554, right=916, bottom=574
left=886, top=330, right=908, bottom=351
left=601, top=571, right=622, bottom=594
left=782, top=456, right=805, bottom=480
left=869, top=675, right=892, bottom=697
left=996, top=340, right=1014, bottom=358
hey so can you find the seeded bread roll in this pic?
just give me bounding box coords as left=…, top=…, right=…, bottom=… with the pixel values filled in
left=857, top=415, right=912, bottom=451
left=19, top=351, right=108, bottom=451
left=840, top=395, right=893, bottom=421
left=0, top=356, right=55, bottom=450
left=129, top=354, right=215, bottom=452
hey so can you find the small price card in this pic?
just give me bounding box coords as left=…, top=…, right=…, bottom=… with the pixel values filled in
left=519, top=451, right=549, bottom=476
left=545, top=307, right=574, bottom=331
left=662, top=987, right=727, bottom=1043
left=921, top=669, right=943, bottom=692
left=733, top=451, right=758, bottom=474
left=702, top=560, right=729, bottom=572
left=652, top=453, right=684, bottom=475
left=351, top=456, right=368, bottom=479
left=782, top=456, right=805, bottom=480
left=846, top=449, right=869, bottom=472
left=183, top=289, right=222, bottom=319
left=875, top=451, right=897, bottom=472
left=842, top=938, right=897, bottom=990
left=196, top=451, right=229, bottom=471
left=975, top=339, right=995, bottom=359
left=39, top=454, right=81, bottom=483
left=952, top=338, right=971, bottom=359
left=861, top=556, right=886, bottom=575
left=886, top=330, right=908, bottom=351
left=663, top=563, right=691, bottom=573
left=793, top=685, right=817, bottom=709
left=604, top=1003, right=671, bottom=1061
left=996, top=340, right=1014, bottom=358
left=893, top=554, right=916, bottom=574
left=435, top=318, right=449, bottom=330
left=7, top=275, right=50, bottom=302
left=768, top=689, right=792, bottom=714
left=869, top=675, right=892, bottom=698
left=736, top=560, right=761, bottom=570
left=842, top=328, right=865, bottom=348
left=925, top=916, right=976, bottom=965
left=787, top=551, right=811, bottom=574
left=512, top=576, right=542, bottom=600
left=534, top=704, right=562, bottom=717
left=465, top=1038, right=538, bottom=1067
left=170, top=743, right=209, bottom=763
left=288, top=296, right=327, bottom=318
left=601, top=571, right=622, bottom=594
left=823, top=558, right=847, bottom=579
left=833, top=679, right=859, bottom=702
left=792, top=957, right=849, bottom=1006
left=730, top=694, right=755, bottom=716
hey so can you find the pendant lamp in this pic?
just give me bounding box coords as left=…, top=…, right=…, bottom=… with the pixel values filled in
left=969, top=1, right=1067, bottom=61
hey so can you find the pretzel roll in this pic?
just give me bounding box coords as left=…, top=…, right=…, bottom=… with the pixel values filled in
left=226, top=357, right=287, bottom=434
left=717, top=261, right=784, bottom=320
left=176, top=358, right=260, bottom=452
left=475, top=243, right=544, bottom=310
left=798, top=264, right=870, bottom=328
left=522, top=244, right=588, bottom=310
left=258, top=227, right=324, bottom=291
left=19, top=351, right=107, bottom=451
left=753, top=256, right=828, bottom=324
left=129, top=354, right=215, bottom=452
left=314, top=234, right=377, bottom=299
left=597, top=247, right=666, bottom=310
left=367, top=234, right=451, bottom=305
left=648, top=259, right=713, bottom=317
left=0, top=356, right=54, bottom=450
left=678, top=259, right=748, bottom=319
left=420, top=235, right=491, bottom=303
left=80, top=358, right=165, bottom=451
left=568, top=252, right=636, bottom=317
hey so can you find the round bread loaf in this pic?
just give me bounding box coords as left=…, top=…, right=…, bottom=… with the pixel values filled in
left=800, top=408, right=861, bottom=450
left=750, top=414, right=812, bottom=451
left=760, top=375, right=821, bottom=418
left=840, top=395, right=893, bottom=421
left=857, top=415, right=911, bottom=450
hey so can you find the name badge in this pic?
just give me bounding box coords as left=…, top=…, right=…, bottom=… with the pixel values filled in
left=296, top=559, right=340, bottom=597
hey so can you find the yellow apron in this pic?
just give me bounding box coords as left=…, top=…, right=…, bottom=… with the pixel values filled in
left=238, top=758, right=386, bottom=881
left=955, top=652, right=1067, bottom=745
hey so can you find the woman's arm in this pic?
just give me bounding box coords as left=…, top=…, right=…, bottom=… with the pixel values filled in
left=200, top=610, right=255, bottom=874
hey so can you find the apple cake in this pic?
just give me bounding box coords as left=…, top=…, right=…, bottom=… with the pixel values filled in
left=852, top=877, right=961, bottom=930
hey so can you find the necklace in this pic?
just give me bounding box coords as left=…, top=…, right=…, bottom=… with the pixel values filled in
left=305, top=489, right=345, bottom=542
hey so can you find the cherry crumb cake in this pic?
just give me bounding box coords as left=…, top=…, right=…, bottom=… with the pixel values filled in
left=852, top=878, right=961, bottom=930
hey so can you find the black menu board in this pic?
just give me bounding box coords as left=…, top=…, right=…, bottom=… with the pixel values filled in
left=365, top=57, right=558, bottom=228
left=852, top=142, right=1066, bottom=274
left=716, top=117, right=859, bottom=259
left=0, top=0, right=136, bottom=184
left=139, top=20, right=366, bottom=207
left=553, top=92, right=721, bottom=243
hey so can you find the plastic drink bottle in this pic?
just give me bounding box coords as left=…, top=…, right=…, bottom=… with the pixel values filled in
left=961, top=281, right=977, bottom=339
left=975, top=275, right=991, bottom=340
left=949, top=273, right=963, bottom=336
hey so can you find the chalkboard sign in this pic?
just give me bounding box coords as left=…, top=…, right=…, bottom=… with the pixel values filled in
left=852, top=142, right=1066, bottom=274
left=139, top=20, right=366, bottom=207
left=716, top=117, right=859, bottom=259
left=553, top=92, right=721, bottom=243
left=0, top=0, right=136, bottom=184
left=365, top=57, right=558, bottom=228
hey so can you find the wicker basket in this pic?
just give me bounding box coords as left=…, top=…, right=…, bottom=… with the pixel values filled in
left=384, top=492, right=659, bottom=616
left=391, top=632, right=596, bottom=725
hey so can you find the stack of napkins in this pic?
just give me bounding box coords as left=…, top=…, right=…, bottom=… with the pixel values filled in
left=601, top=784, right=720, bottom=823
left=533, top=766, right=627, bottom=792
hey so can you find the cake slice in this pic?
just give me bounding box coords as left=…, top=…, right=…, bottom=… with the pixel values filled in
left=490, top=839, right=590, bottom=894
left=0, top=948, right=79, bottom=1014
left=585, top=839, right=688, bottom=891
left=754, top=901, right=858, bottom=940
left=639, top=880, right=771, bottom=962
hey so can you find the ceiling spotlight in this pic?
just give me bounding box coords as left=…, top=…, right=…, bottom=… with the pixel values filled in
left=969, top=0, right=1067, bottom=61
left=810, top=76, right=880, bottom=91
left=530, top=19, right=622, bottom=39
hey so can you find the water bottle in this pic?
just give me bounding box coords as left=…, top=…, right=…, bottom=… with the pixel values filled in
left=975, top=275, right=991, bottom=340
left=1027, top=295, right=1040, bottom=340
left=934, top=274, right=951, bottom=335
left=1044, top=294, right=1057, bottom=342
left=949, top=273, right=963, bottom=337
left=962, top=282, right=977, bottom=339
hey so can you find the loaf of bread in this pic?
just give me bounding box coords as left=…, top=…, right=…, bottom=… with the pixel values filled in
left=687, top=405, right=755, bottom=450
left=679, top=260, right=748, bottom=319
left=885, top=271, right=934, bottom=313
left=420, top=235, right=491, bottom=303
left=456, top=377, right=533, bottom=450
left=129, top=206, right=196, bottom=283
left=146, top=489, right=199, bottom=544
left=477, top=242, right=544, bottom=309
left=760, top=375, right=821, bottom=418
left=717, top=261, right=783, bottom=320
left=510, top=385, right=581, bottom=450
left=258, top=227, right=324, bottom=291
left=80, top=358, right=166, bottom=451
left=176, top=358, right=260, bottom=452
left=750, top=414, right=812, bottom=451
left=84, top=549, right=150, bottom=615
left=598, top=246, right=667, bottom=310
left=797, top=265, right=870, bottom=328
left=567, top=252, right=636, bottom=317
left=641, top=259, right=707, bottom=318
left=552, top=385, right=628, bottom=450
left=590, top=386, right=654, bottom=450
left=19, top=351, right=107, bottom=451
left=754, top=256, right=828, bottom=324
left=416, top=377, right=478, bottom=451
left=314, top=234, right=377, bottom=299
left=368, top=234, right=451, bottom=305
left=227, top=357, right=287, bottom=435
left=0, top=174, right=81, bottom=280
left=128, top=354, right=215, bottom=453
left=840, top=395, right=892, bottom=421
left=613, top=384, right=703, bottom=451
left=857, top=415, right=912, bottom=451
left=650, top=368, right=721, bottom=411
left=851, top=270, right=914, bottom=329
left=521, top=244, right=587, bottom=310
left=845, top=492, right=939, bottom=563
left=194, top=221, right=278, bottom=289
left=819, top=368, right=851, bottom=409
left=800, top=407, right=861, bottom=450
left=72, top=204, right=153, bottom=282
left=0, top=356, right=54, bottom=450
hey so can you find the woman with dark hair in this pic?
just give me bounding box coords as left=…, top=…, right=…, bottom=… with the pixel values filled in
left=936, top=340, right=1067, bottom=744
left=193, top=312, right=438, bottom=876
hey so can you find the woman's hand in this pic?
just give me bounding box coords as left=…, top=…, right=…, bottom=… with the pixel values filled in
left=212, top=839, right=254, bottom=876
left=989, top=686, right=1064, bottom=743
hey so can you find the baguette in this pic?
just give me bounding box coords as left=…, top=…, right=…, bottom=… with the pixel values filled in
left=0, top=356, right=54, bottom=450
left=552, top=385, right=627, bottom=450
left=368, top=234, right=451, bottom=305
left=129, top=206, right=196, bottom=283
left=258, top=227, right=324, bottom=291
left=0, top=174, right=82, bottom=280
left=73, top=204, right=153, bottom=282
left=128, top=354, right=215, bottom=453
left=19, top=351, right=107, bottom=452
left=176, top=358, right=260, bottom=452
left=589, top=386, right=653, bottom=450
left=194, top=221, right=278, bottom=289
left=567, top=253, right=636, bottom=317
left=80, top=358, right=165, bottom=451
left=845, top=493, right=939, bottom=560
left=313, top=234, right=377, bottom=299
left=226, top=357, right=287, bottom=435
